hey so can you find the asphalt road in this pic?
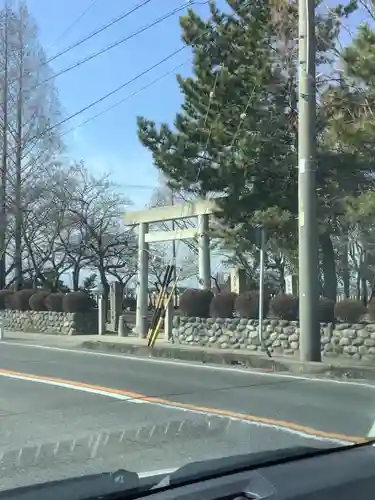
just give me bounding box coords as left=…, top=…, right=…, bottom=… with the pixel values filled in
left=0, top=342, right=374, bottom=491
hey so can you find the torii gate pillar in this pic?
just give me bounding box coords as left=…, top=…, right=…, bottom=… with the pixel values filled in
left=136, top=222, right=149, bottom=338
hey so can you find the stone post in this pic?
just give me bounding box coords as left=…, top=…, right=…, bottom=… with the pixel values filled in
left=110, top=281, right=123, bottom=332
left=230, top=267, right=247, bottom=294
left=164, top=295, right=173, bottom=341
left=98, top=296, right=105, bottom=335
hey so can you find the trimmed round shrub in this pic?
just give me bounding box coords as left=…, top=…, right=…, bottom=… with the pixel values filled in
left=0, top=289, right=13, bottom=310
left=334, top=299, right=366, bottom=323
left=87, top=296, right=97, bottom=310
left=270, top=294, right=299, bottom=320
left=62, top=291, right=93, bottom=313
left=235, top=291, right=269, bottom=319
left=317, top=297, right=335, bottom=323
left=45, top=293, right=64, bottom=312
left=210, top=292, right=237, bottom=318
left=179, top=289, right=214, bottom=318
left=367, top=298, right=375, bottom=322
left=4, top=291, right=15, bottom=310
left=368, top=299, right=375, bottom=322
left=10, top=289, right=38, bottom=311
left=29, top=291, right=50, bottom=311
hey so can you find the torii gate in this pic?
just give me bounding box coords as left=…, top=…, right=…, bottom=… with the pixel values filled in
left=123, top=199, right=218, bottom=338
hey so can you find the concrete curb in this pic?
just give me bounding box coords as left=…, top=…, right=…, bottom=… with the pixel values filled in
left=80, top=340, right=375, bottom=382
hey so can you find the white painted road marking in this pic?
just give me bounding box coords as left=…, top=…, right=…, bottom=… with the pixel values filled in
left=1, top=340, right=375, bottom=390
left=0, top=368, right=363, bottom=445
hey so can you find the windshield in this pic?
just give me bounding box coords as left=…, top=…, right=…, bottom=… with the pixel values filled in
left=0, top=0, right=373, bottom=496
left=0, top=341, right=371, bottom=493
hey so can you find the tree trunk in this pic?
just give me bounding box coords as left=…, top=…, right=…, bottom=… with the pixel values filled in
left=361, top=278, right=368, bottom=306
left=72, top=266, right=80, bottom=291
left=99, top=268, right=110, bottom=322
left=14, top=27, right=23, bottom=291
left=0, top=8, right=8, bottom=289
left=319, top=233, right=337, bottom=301
left=342, top=239, right=350, bottom=298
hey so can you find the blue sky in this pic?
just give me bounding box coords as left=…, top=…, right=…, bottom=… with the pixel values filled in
left=25, top=0, right=220, bottom=210
left=15, top=0, right=369, bottom=288
left=24, top=0, right=367, bottom=213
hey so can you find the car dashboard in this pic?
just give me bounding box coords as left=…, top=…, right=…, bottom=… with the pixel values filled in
left=1, top=442, right=374, bottom=500
left=145, top=442, right=375, bottom=499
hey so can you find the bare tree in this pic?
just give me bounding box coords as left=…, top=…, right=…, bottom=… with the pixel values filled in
left=0, top=5, right=10, bottom=288
left=21, top=166, right=70, bottom=286
left=56, top=163, right=138, bottom=299
left=1, top=2, right=63, bottom=289
left=0, top=163, right=70, bottom=287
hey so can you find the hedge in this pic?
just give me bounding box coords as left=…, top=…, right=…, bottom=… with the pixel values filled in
left=0, top=289, right=96, bottom=313
left=177, top=288, right=371, bottom=323
left=210, top=292, right=237, bottom=318
left=179, top=289, right=214, bottom=318
left=235, top=291, right=270, bottom=319
left=29, top=291, right=49, bottom=311
left=62, top=291, right=93, bottom=313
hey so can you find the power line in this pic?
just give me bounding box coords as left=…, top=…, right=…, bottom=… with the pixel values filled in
left=23, top=46, right=187, bottom=154
left=21, top=7, right=206, bottom=156
left=38, top=2, right=193, bottom=88
left=46, top=0, right=154, bottom=66
left=61, top=59, right=190, bottom=138
left=52, top=47, right=186, bottom=132
left=51, top=0, right=100, bottom=47
left=5, top=0, right=155, bottom=89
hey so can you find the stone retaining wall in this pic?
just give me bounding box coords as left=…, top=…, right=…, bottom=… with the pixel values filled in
left=3, top=310, right=98, bottom=335
left=172, top=316, right=375, bottom=361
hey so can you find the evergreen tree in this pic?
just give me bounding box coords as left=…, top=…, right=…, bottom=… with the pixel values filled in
left=138, top=0, right=297, bottom=228
left=137, top=0, right=364, bottom=299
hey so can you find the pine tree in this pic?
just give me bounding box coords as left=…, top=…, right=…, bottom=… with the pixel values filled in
left=138, top=0, right=357, bottom=224
left=138, top=0, right=297, bottom=228
left=137, top=0, right=364, bottom=299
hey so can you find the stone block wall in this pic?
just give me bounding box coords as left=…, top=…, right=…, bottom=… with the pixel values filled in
left=172, top=316, right=375, bottom=361
left=3, top=310, right=98, bottom=335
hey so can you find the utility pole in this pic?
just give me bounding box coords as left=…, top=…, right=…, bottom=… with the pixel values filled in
left=170, top=188, right=177, bottom=307
left=0, top=5, right=9, bottom=289
left=298, top=0, right=321, bottom=361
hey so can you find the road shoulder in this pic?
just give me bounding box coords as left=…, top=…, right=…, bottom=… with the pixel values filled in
left=3, top=331, right=375, bottom=383
left=80, top=337, right=375, bottom=382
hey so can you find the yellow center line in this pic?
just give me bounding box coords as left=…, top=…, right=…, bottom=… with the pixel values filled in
left=0, top=368, right=367, bottom=444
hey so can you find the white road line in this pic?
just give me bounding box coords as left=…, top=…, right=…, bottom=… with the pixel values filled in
left=0, top=371, right=140, bottom=401
left=2, top=339, right=375, bottom=390
left=0, top=370, right=352, bottom=446
left=138, top=469, right=175, bottom=479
